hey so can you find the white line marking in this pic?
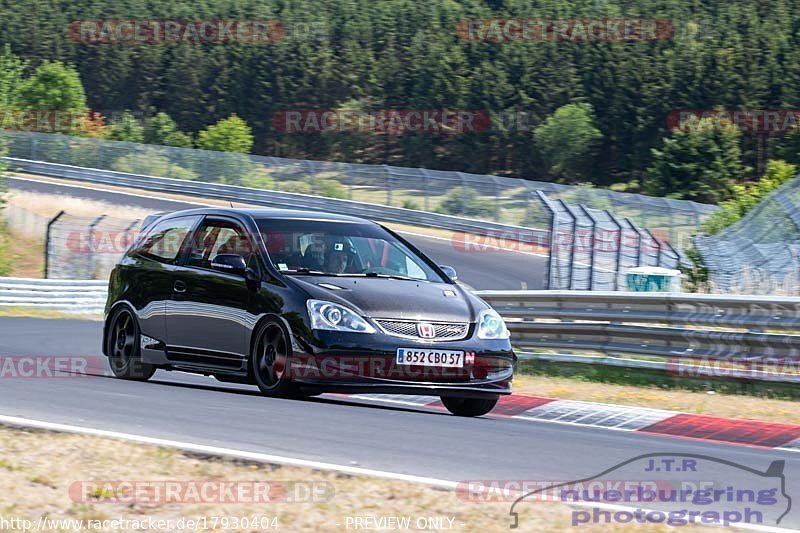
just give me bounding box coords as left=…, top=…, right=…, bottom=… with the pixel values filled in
left=0, top=414, right=457, bottom=488
left=0, top=414, right=791, bottom=533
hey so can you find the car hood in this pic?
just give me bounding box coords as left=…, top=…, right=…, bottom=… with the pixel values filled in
left=287, top=275, right=482, bottom=322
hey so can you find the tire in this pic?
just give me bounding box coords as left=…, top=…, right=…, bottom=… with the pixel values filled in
left=440, top=396, right=498, bottom=417
left=106, top=307, right=156, bottom=381
left=251, top=320, right=297, bottom=397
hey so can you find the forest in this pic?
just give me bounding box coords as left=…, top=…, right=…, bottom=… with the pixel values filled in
left=1, top=0, right=800, bottom=205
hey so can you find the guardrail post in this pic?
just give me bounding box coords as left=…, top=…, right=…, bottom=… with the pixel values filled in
left=87, top=215, right=107, bottom=279
left=43, top=210, right=66, bottom=279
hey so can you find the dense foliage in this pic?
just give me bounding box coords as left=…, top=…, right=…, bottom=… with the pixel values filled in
left=1, top=0, right=800, bottom=199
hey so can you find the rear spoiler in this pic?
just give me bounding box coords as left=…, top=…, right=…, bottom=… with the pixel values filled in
left=141, top=212, right=168, bottom=230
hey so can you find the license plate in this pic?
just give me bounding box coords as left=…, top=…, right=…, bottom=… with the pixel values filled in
left=396, top=348, right=464, bottom=367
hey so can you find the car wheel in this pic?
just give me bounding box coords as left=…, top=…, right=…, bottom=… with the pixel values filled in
left=251, top=321, right=296, bottom=397
left=107, top=307, right=156, bottom=381
left=440, top=396, right=498, bottom=417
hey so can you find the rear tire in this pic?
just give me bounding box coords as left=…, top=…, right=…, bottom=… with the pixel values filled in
left=106, top=307, right=156, bottom=381
left=441, top=396, right=498, bottom=417
left=251, top=320, right=297, bottom=397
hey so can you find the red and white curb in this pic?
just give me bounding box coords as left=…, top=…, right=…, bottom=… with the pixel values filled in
left=348, top=393, right=800, bottom=451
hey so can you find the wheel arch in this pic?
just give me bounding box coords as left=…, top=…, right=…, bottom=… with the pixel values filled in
left=247, top=313, right=295, bottom=365
left=102, top=300, right=138, bottom=357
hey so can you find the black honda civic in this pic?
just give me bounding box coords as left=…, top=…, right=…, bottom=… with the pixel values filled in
left=103, top=208, right=516, bottom=416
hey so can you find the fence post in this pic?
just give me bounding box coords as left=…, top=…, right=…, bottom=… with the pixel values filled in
left=384, top=165, right=392, bottom=206
left=606, top=210, right=624, bottom=291
left=421, top=169, right=431, bottom=212
left=578, top=204, right=597, bottom=291
left=535, top=190, right=555, bottom=289
left=490, top=175, right=501, bottom=222
left=87, top=215, right=107, bottom=279
left=647, top=228, right=663, bottom=266
left=627, top=218, right=643, bottom=267
left=557, top=199, right=576, bottom=290
left=123, top=219, right=140, bottom=250
left=43, top=210, right=66, bottom=279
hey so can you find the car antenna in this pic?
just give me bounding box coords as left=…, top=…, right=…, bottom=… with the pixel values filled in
left=229, top=201, right=234, bottom=208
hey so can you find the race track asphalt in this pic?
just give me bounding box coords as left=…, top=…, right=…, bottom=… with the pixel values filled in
left=1, top=318, right=799, bottom=529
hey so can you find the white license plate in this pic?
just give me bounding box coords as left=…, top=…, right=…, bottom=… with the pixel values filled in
left=396, top=348, right=464, bottom=367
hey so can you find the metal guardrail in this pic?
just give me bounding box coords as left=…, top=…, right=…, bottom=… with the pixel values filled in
left=5, top=158, right=549, bottom=245
left=0, top=277, right=107, bottom=314
left=7, top=277, right=798, bottom=382
left=478, top=290, right=800, bottom=382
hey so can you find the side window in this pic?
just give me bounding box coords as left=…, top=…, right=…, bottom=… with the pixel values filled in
left=132, top=216, right=197, bottom=263
left=185, top=219, right=255, bottom=270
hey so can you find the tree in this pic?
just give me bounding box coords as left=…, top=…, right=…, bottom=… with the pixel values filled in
left=534, top=103, right=602, bottom=183
left=702, top=159, right=797, bottom=234
left=0, top=44, right=27, bottom=110
left=144, top=112, right=193, bottom=148
left=644, top=117, right=750, bottom=204
left=18, top=61, right=86, bottom=111
left=196, top=114, right=253, bottom=153
left=106, top=111, right=144, bottom=142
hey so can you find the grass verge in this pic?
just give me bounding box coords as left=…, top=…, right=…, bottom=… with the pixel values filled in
left=0, top=425, right=714, bottom=532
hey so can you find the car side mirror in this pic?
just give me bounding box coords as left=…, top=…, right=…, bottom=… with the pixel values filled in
left=211, top=254, right=247, bottom=276
left=439, top=265, right=458, bottom=281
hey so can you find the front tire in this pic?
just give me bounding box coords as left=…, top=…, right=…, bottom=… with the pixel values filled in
left=106, top=307, right=156, bottom=381
left=251, top=320, right=297, bottom=397
left=441, top=396, right=498, bottom=417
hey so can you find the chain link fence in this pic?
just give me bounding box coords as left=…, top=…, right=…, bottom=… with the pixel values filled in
left=44, top=212, right=140, bottom=280
left=41, top=193, right=677, bottom=288
left=694, top=174, right=800, bottom=295
left=4, top=131, right=716, bottom=248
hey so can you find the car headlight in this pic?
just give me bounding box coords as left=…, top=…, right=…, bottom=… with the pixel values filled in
left=477, top=309, right=509, bottom=339
left=307, top=300, right=376, bottom=333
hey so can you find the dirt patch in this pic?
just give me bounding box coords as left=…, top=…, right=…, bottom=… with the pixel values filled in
left=0, top=425, right=716, bottom=532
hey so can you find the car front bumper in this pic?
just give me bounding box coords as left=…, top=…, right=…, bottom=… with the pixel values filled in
left=287, top=328, right=516, bottom=398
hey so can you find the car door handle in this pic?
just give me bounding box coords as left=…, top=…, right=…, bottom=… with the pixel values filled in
left=173, top=280, right=187, bottom=293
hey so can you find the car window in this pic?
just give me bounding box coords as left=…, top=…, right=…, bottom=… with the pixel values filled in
left=132, top=215, right=198, bottom=263
left=255, top=218, right=443, bottom=282
left=185, top=219, right=255, bottom=270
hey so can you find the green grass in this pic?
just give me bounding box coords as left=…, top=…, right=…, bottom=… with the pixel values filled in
left=517, top=357, right=800, bottom=401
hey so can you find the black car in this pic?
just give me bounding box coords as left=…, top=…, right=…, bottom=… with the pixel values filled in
left=103, top=208, right=516, bottom=416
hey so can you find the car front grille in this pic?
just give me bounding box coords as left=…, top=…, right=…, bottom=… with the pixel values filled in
left=374, top=319, right=469, bottom=341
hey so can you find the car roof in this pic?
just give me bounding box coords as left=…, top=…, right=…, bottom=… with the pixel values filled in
left=159, top=207, right=375, bottom=224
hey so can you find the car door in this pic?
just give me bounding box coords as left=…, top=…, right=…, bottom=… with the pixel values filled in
left=124, top=214, right=201, bottom=365
left=165, top=216, right=258, bottom=371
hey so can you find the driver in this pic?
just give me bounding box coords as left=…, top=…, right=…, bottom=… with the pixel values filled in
left=325, top=248, right=349, bottom=273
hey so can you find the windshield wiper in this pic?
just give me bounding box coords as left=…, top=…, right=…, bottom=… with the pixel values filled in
left=281, top=267, right=331, bottom=276
left=361, top=272, right=416, bottom=281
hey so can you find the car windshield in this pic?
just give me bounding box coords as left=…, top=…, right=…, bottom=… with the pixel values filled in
left=255, top=218, right=443, bottom=282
